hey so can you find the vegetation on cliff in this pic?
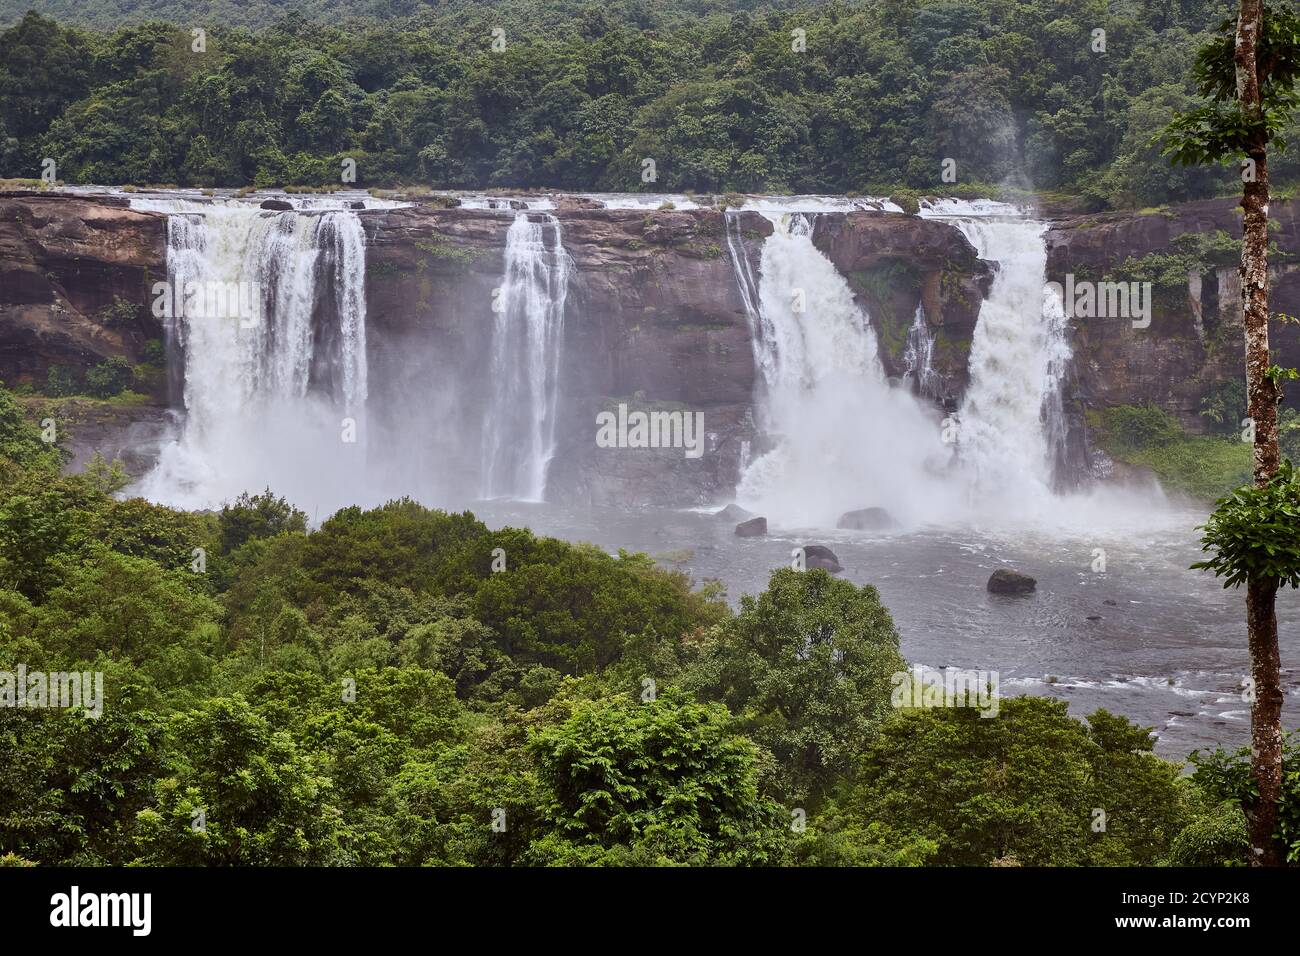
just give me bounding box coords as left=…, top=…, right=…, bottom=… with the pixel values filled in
left=1087, top=403, right=1254, bottom=500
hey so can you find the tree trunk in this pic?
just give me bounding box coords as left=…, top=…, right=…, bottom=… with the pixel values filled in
left=1246, top=576, right=1284, bottom=865
left=1235, top=0, right=1285, bottom=866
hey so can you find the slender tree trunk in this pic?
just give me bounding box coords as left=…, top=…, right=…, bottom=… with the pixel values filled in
left=1246, top=576, right=1284, bottom=865
left=1235, top=0, right=1285, bottom=866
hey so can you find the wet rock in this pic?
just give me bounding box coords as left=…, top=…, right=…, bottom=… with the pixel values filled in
left=987, top=568, right=1036, bottom=594
left=1103, top=599, right=1118, bottom=606
left=716, top=503, right=755, bottom=523
left=260, top=199, right=293, bottom=210
left=554, top=195, right=606, bottom=211
left=837, top=507, right=899, bottom=530
left=1086, top=615, right=1102, bottom=621
left=735, top=517, right=767, bottom=538
left=802, top=544, right=842, bottom=572
left=347, top=200, right=366, bottom=210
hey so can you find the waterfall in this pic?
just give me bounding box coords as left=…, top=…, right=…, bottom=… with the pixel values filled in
left=129, top=198, right=371, bottom=514
left=726, top=200, right=1084, bottom=529
left=480, top=213, right=572, bottom=501
left=934, top=212, right=1072, bottom=501
left=901, top=304, right=939, bottom=400
left=729, top=212, right=955, bottom=527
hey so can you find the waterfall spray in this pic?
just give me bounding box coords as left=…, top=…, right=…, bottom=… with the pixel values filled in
left=729, top=212, right=956, bottom=527
left=129, top=197, right=371, bottom=515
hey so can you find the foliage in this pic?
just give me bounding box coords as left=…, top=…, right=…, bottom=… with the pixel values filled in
left=219, top=488, right=307, bottom=553
left=814, top=699, right=1190, bottom=866
left=1168, top=801, right=1251, bottom=866
left=686, top=567, right=904, bottom=805
left=528, top=688, right=787, bottom=864
left=0, top=704, right=165, bottom=864
left=1188, top=733, right=1300, bottom=862
left=0, top=381, right=1279, bottom=867
left=1110, top=230, right=1241, bottom=311
left=1193, top=460, right=1300, bottom=589
left=0, top=3, right=1276, bottom=208
left=0, top=380, right=64, bottom=477
left=134, top=696, right=344, bottom=865
left=1089, top=403, right=1184, bottom=452
left=1281, top=406, right=1300, bottom=463
left=82, top=451, right=129, bottom=495
left=44, top=366, right=78, bottom=397
left=97, top=295, right=140, bottom=328
left=84, top=356, right=133, bottom=398
left=1087, top=403, right=1253, bottom=500
left=1158, top=3, right=1300, bottom=165
left=1200, top=378, right=1249, bottom=435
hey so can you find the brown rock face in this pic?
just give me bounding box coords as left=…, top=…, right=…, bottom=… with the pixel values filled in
left=0, top=192, right=166, bottom=393
left=362, top=206, right=759, bottom=505
left=1, top=194, right=997, bottom=505
left=809, top=211, right=993, bottom=405
left=1045, top=198, right=1300, bottom=429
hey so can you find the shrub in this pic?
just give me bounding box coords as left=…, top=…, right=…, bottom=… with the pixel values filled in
left=890, top=190, right=921, bottom=215
left=84, top=356, right=133, bottom=398
left=44, top=365, right=78, bottom=397
left=1088, top=404, right=1252, bottom=499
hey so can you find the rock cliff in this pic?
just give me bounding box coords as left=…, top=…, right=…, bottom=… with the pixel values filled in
left=6, top=190, right=1293, bottom=505
left=1044, top=197, right=1300, bottom=430
left=0, top=192, right=166, bottom=393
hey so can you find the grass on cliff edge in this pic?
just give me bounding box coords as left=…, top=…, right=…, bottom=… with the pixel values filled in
left=1087, top=404, right=1252, bottom=502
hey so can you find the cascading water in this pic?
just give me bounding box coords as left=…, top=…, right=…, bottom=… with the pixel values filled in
left=925, top=207, right=1073, bottom=503
left=901, top=304, right=939, bottom=400
left=129, top=197, right=372, bottom=516
left=480, top=213, right=572, bottom=501
left=729, top=212, right=957, bottom=527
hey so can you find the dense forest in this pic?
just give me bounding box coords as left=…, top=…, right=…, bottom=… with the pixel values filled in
left=0, top=382, right=1291, bottom=866
left=2, top=0, right=1299, bottom=870
left=0, top=0, right=1284, bottom=206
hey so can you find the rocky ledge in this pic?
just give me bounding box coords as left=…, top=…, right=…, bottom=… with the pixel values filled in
left=0, top=193, right=166, bottom=392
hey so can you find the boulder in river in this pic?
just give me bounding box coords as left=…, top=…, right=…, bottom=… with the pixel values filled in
left=987, top=568, right=1036, bottom=595
left=735, top=516, right=767, bottom=538
left=802, top=544, right=842, bottom=572
left=837, top=507, right=899, bottom=531
left=260, top=199, right=293, bottom=210
left=716, top=503, right=755, bottom=523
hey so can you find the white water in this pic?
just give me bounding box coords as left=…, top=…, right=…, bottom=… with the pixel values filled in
left=729, top=200, right=1174, bottom=533
left=902, top=303, right=939, bottom=399
left=118, top=190, right=1174, bottom=535
left=480, top=213, right=572, bottom=501
left=129, top=198, right=372, bottom=515
left=732, top=212, right=958, bottom=527
left=941, top=215, right=1072, bottom=505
